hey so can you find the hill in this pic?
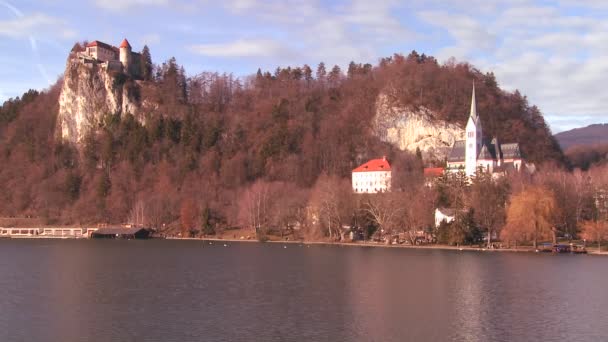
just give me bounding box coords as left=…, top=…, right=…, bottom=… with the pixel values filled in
left=555, top=123, right=608, bottom=149
left=0, top=48, right=565, bottom=229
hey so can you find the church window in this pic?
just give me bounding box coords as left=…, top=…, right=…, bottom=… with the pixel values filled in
left=468, top=132, right=474, bottom=138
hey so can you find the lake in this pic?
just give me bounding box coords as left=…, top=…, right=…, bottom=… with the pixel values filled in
left=0, top=239, right=606, bottom=342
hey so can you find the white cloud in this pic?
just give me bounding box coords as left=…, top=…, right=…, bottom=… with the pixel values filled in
left=201, top=0, right=414, bottom=66
left=414, top=2, right=608, bottom=131
left=94, top=0, right=169, bottom=11
left=0, top=13, right=75, bottom=39
left=188, top=39, right=293, bottom=58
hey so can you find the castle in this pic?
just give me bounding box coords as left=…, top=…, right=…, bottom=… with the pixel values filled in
left=446, top=85, right=523, bottom=177
left=76, top=38, right=142, bottom=78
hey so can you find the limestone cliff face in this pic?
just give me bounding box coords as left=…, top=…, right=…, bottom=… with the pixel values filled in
left=374, top=94, right=464, bottom=160
left=57, top=57, right=144, bottom=144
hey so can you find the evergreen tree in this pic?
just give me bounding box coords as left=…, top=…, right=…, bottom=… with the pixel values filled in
left=303, top=64, right=313, bottom=87
left=347, top=61, right=357, bottom=79
left=178, top=66, right=188, bottom=103
left=140, top=45, right=153, bottom=81
left=316, top=62, right=326, bottom=82
left=328, top=65, right=342, bottom=87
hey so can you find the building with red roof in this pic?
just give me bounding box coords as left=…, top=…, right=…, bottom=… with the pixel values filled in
left=82, top=38, right=141, bottom=77
left=352, top=157, right=392, bottom=193
left=423, top=167, right=444, bottom=178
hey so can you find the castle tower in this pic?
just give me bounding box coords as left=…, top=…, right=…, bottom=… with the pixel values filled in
left=119, top=38, right=132, bottom=74
left=465, top=83, right=482, bottom=177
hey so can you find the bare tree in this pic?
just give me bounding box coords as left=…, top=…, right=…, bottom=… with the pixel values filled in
left=308, top=174, right=353, bottom=241
left=180, top=198, right=197, bottom=237
left=581, top=220, right=608, bottom=252
left=365, top=192, right=404, bottom=242
left=402, top=186, right=435, bottom=244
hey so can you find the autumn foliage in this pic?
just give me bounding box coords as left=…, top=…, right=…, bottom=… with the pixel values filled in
left=0, top=50, right=571, bottom=238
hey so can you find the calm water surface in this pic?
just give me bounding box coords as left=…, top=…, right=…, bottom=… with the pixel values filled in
left=0, top=239, right=606, bottom=342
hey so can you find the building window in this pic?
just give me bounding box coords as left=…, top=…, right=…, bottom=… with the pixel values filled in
left=468, top=132, right=474, bottom=138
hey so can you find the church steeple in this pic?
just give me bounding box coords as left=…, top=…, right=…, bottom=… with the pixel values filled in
left=470, top=82, right=478, bottom=120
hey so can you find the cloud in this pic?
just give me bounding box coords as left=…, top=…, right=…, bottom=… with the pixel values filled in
left=0, top=13, right=75, bottom=39
left=188, top=39, right=292, bottom=58
left=94, top=0, right=169, bottom=11
left=141, top=33, right=161, bottom=46
left=413, top=2, right=608, bottom=131
left=200, top=0, right=414, bottom=66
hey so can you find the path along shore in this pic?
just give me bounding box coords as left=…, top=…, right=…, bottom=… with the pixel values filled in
left=166, top=237, right=608, bottom=256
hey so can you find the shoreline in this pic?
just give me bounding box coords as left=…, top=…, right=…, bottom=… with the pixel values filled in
left=3, top=234, right=604, bottom=256
left=166, top=237, right=608, bottom=255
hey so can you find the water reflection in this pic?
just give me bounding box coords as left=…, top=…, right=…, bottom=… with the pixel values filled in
left=0, top=240, right=607, bottom=342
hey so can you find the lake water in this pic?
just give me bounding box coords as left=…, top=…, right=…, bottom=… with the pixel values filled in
left=0, top=239, right=606, bottom=342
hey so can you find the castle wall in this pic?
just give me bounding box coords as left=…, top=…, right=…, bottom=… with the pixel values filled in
left=86, top=46, right=117, bottom=62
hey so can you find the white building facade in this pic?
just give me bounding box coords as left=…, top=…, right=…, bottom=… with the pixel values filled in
left=352, top=157, right=392, bottom=193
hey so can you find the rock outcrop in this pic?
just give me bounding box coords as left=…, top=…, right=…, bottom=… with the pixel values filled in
left=374, top=94, right=464, bottom=161
left=57, top=57, right=144, bottom=144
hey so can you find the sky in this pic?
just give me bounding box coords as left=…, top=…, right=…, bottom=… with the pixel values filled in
left=1, top=0, right=607, bottom=132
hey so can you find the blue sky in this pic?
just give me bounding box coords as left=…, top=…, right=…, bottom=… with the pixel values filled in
left=1, top=0, right=607, bottom=132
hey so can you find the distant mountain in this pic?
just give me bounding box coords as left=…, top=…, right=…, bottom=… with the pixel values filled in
left=555, top=124, right=608, bottom=149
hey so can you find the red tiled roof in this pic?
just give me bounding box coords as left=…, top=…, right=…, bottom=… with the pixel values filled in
left=120, top=38, right=131, bottom=48
left=86, top=40, right=115, bottom=50
left=353, top=158, right=391, bottom=172
left=424, top=167, right=444, bottom=177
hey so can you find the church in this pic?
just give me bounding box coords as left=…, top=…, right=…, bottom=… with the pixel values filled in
left=446, top=85, right=523, bottom=177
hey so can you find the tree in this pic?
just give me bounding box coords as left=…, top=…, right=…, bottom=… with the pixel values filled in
left=328, top=65, right=342, bottom=88
left=140, top=45, right=153, bottom=81
left=402, top=185, right=435, bottom=244
left=180, top=198, right=197, bottom=237
left=308, top=174, right=353, bottom=241
left=470, top=171, right=509, bottom=248
left=364, top=192, right=404, bottom=242
left=581, top=220, right=608, bottom=252
left=201, top=205, right=215, bottom=235
left=502, top=186, right=557, bottom=249
left=316, top=62, right=326, bottom=83
left=238, top=180, right=275, bottom=239
left=302, top=64, right=313, bottom=87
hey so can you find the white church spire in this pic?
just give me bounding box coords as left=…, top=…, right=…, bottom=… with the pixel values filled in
left=470, top=81, right=478, bottom=120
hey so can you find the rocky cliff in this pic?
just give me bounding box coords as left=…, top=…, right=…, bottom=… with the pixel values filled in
left=374, top=94, right=464, bottom=161
left=57, top=57, right=144, bottom=144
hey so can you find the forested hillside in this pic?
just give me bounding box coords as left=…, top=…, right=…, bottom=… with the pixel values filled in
left=0, top=50, right=564, bottom=231
left=555, top=124, right=608, bottom=149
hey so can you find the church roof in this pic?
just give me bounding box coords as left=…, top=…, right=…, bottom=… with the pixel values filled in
left=352, top=157, right=391, bottom=173
left=477, top=144, right=494, bottom=160
left=447, top=138, right=522, bottom=163
left=447, top=140, right=466, bottom=162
